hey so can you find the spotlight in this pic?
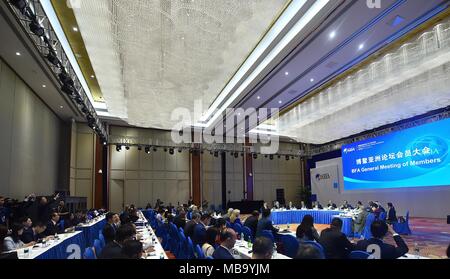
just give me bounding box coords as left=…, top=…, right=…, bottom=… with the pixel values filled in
left=269, top=155, right=274, bottom=160
left=241, top=152, right=244, bottom=157
left=291, top=156, right=295, bottom=160
left=46, top=51, right=59, bottom=66
left=286, top=155, right=290, bottom=161
left=164, top=148, right=168, bottom=152
left=214, top=151, right=219, bottom=158
left=29, top=21, right=45, bottom=37
left=137, top=146, right=142, bottom=151
left=234, top=152, right=239, bottom=158
left=278, top=155, right=281, bottom=159
left=145, top=146, right=150, bottom=154
left=169, top=148, right=174, bottom=155
left=153, top=147, right=157, bottom=152
left=230, top=152, right=234, bottom=157
left=264, top=155, right=268, bottom=158
left=178, top=148, right=182, bottom=153
left=10, top=0, right=27, bottom=14
left=209, top=151, right=213, bottom=155
left=252, top=153, right=257, bottom=159
left=116, top=145, right=122, bottom=152
left=125, top=145, right=130, bottom=150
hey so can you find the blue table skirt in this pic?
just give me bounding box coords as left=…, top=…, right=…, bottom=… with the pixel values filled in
left=76, top=219, right=107, bottom=247
left=271, top=210, right=353, bottom=236
left=36, top=232, right=86, bottom=259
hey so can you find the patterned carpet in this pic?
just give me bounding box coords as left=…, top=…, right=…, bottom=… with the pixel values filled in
left=273, top=217, right=450, bottom=259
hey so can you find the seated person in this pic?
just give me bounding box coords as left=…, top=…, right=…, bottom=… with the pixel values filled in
left=121, top=240, right=143, bottom=259
left=202, top=227, right=218, bottom=257
left=214, top=217, right=227, bottom=231
left=352, top=202, right=368, bottom=235
left=173, top=211, right=187, bottom=229
left=340, top=200, right=353, bottom=210
left=300, top=201, right=307, bottom=209
left=286, top=201, right=295, bottom=210
left=371, top=204, right=382, bottom=219
left=222, top=208, right=233, bottom=222
left=256, top=209, right=279, bottom=237
left=295, top=243, right=324, bottom=259
left=104, top=212, right=119, bottom=234
left=184, top=213, right=200, bottom=239
left=192, top=213, right=211, bottom=246
left=212, top=228, right=237, bottom=259
left=243, top=211, right=259, bottom=238
left=319, top=218, right=355, bottom=259
left=327, top=200, right=337, bottom=210
left=252, top=237, right=273, bottom=259
left=356, top=220, right=409, bottom=259
left=3, top=223, right=35, bottom=251
left=296, top=215, right=320, bottom=242
left=20, top=217, right=33, bottom=242
left=21, top=221, right=47, bottom=244
left=99, top=223, right=136, bottom=259
left=102, top=222, right=116, bottom=244
left=229, top=209, right=241, bottom=225
left=273, top=201, right=280, bottom=209
left=312, top=201, right=323, bottom=210
left=387, top=202, right=397, bottom=224
left=375, top=201, right=386, bottom=213
left=44, top=212, right=62, bottom=236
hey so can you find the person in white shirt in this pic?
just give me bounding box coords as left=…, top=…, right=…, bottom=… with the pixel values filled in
left=3, top=223, right=35, bottom=251
left=300, top=201, right=307, bottom=209
left=202, top=227, right=218, bottom=257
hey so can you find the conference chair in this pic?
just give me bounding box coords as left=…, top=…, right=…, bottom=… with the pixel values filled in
left=178, top=229, right=187, bottom=259
left=94, top=239, right=103, bottom=256
left=98, top=232, right=106, bottom=248
left=185, top=237, right=196, bottom=259
left=362, top=213, right=376, bottom=240
left=350, top=251, right=371, bottom=259
left=194, top=244, right=205, bottom=259
left=280, top=234, right=299, bottom=258
left=168, top=223, right=180, bottom=256
left=241, top=226, right=253, bottom=242
left=302, top=241, right=325, bottom=259
left=83, top=247, right=96, bottom=259
left=393, top=211, right=412, bottom=235
left=261, top=230, right=275, bottom=243
left=233, top=223, right=243, bottom=235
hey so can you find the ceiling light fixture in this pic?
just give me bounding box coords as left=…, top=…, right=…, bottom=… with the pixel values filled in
left=329, top=30, right=336, bottom=39
left=73, top=27, right=78, bottom=32
left=359, top=43, right=364, bottom=50
left=15, top=52, right=21, bottom=56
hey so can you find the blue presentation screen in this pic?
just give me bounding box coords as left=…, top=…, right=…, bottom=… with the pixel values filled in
left=342, top=118, right=450, bottom=190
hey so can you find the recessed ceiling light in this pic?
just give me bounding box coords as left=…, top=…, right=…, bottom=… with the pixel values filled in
left=72, top=27, right=78, bottom=32
left=59, top=105, right=64, bottom=109
left=257, top=96, right=261, bottom=100
left=329, top=31, right=336, bottom=39
left=310, top=78, right=315, bottom=82
left=16, top=52, right=21, bottom=56
left=42, top=84, right=46, bottom=88
left=181, top=36, right=185, bottom=40
left=359, top=43, right=364, bottom=50
left=278, top=100, right=283, bottom=104
left=285, top=71, right=289, bottom=76
left=90, top=75, right=95, bottom=78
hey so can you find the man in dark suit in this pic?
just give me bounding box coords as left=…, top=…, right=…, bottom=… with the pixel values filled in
left=44, top=212, right=62, bottom=236
left=192, top=213, right=211, bottom=246
left=212, top=228, right=237, bottom=259
left=21, top=221, right=47, bottom=243
left=319, top=218, right=355, bottom=259
left=174, top=211, right=187, bottom=229
left=243, top=210, right=259, bottom=238
left=327, top=200, right=337, bottom=209
left=99, top=223, right=135, bottom=259
left=387, top=203, right=397, bottom=224
left=340, top=200, right=353, bottom=210
left=356, top=220, right=409, bottom=259
left=37, top=194, right=60, bottom=224
left=184, top=212, right=200, bottom=239
left=256, top=209, right=279, bottom=237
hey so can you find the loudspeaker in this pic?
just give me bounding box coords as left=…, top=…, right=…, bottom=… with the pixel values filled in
left=447, top=215, right=450, bottom=224
left=276, top=188, right=285, bottom=205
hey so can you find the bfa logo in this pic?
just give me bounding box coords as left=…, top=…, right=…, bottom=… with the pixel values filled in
left=343, top=147, right=355, bottom=154
left=367, top=0, right=382, bottom=9
left=316, top=173, right=331, bottom=181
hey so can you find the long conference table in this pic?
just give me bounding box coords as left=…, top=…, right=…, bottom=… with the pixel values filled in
left=271, top=209, right=353, bottom=236
left=76, top=216, right=107, bottom=247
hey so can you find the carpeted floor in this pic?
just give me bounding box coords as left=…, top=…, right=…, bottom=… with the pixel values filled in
left=270, top=217, right=450, bottom=259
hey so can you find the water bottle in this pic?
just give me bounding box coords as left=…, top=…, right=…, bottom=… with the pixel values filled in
left=414, top=243, right=420, bottom=259
left=241, top=232, right=244, bottom=241
left=287, top=223, right=290, bottom=230
left=247, top=239, right=252, bottom=249
left=159, top=252, right=165, bottom=259
left=273, top=243, right=278, bottom=259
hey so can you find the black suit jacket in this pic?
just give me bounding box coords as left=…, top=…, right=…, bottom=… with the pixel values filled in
left=243, top=216, right=258, bottom=237
left=212, top=246, right=234, bottom=259
left=174, top=216, right=186, bottom=229
left=184, top=220, right=197, bottom=238
left=44, top=220, right=61, bottom=236
left=319, top=228, right=355, bottom=259
left=99, top=241, right=123, bottom=259
left=356, top=236, right=408, bottom=259
left=21, top=227, right=37, bottom=243
left=388, top=208, right=397, bottom=222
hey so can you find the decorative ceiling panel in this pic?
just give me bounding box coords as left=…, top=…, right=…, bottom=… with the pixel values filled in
left=72, top=0, right=287, bottom=128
